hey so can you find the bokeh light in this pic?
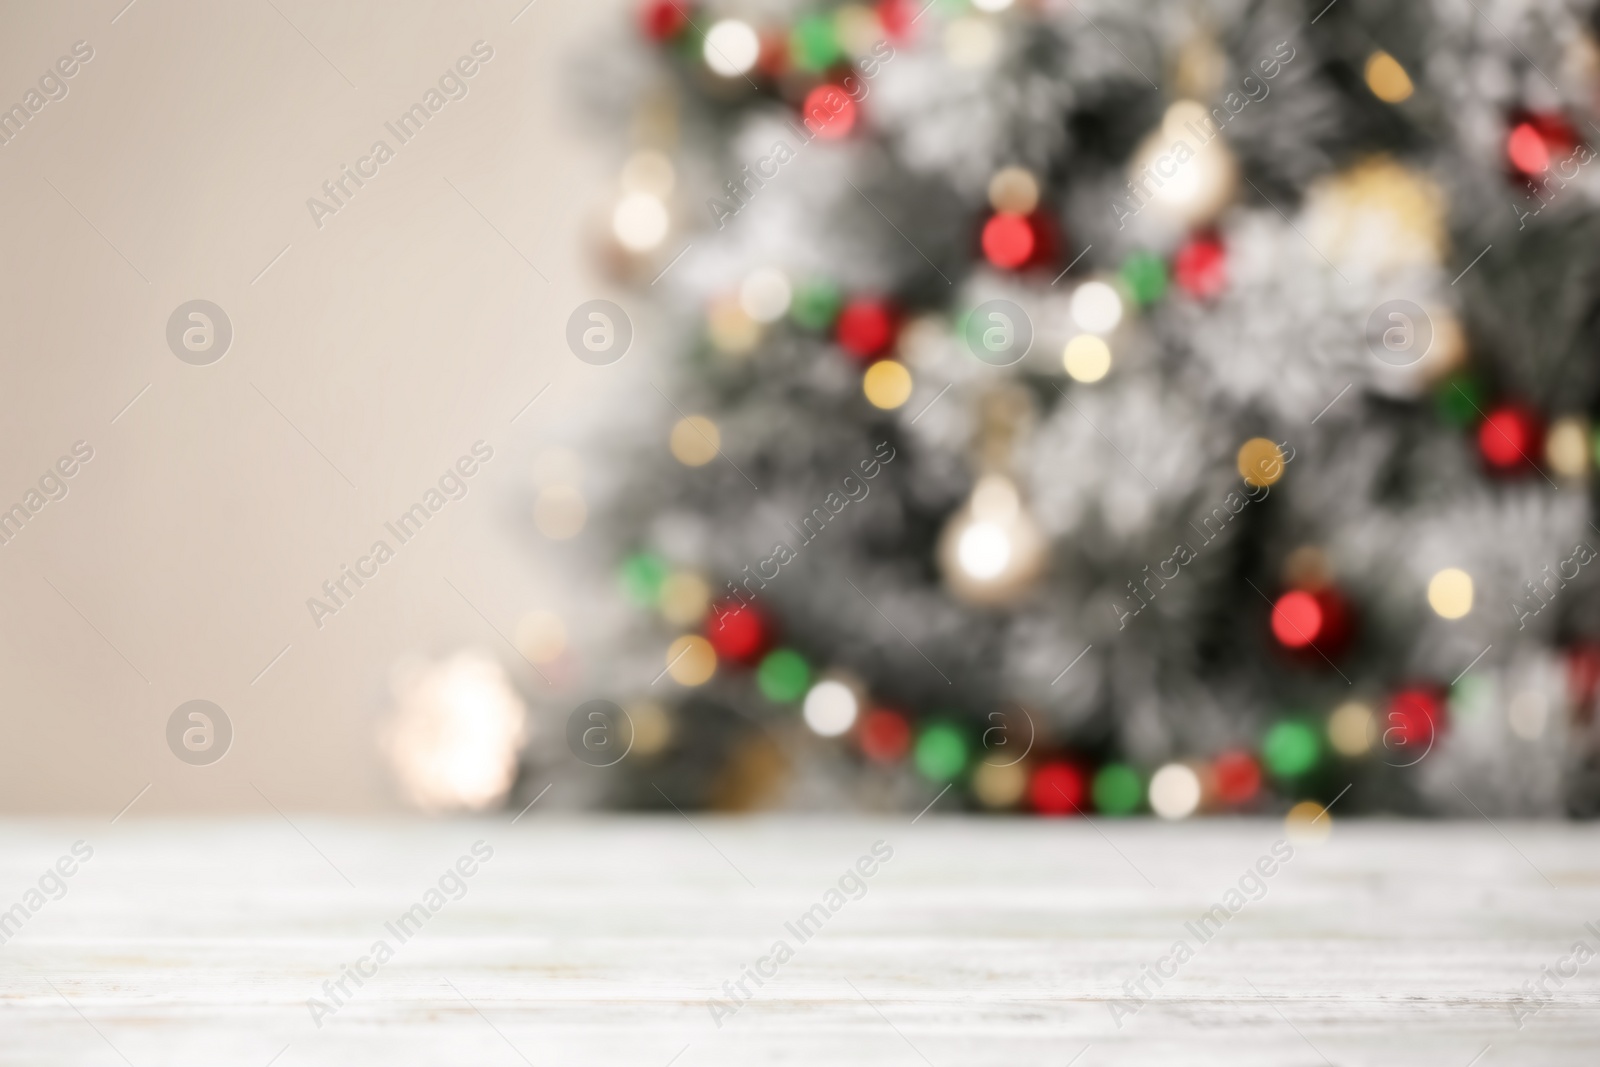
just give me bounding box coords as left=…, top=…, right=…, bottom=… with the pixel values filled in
left=669, top=416, right=721, bottom=466
left=384, top=652, right=527, bottom=812
left=1237, top=437, right=1286, bottom=487
left=1262, top=721, right=1320, bottom=777
left=1427, top=567, right=1473, bottom=619
left=1063, top=334, right=1111, bottom=383
left=740, top=268, right=792, bottom=323
left=1069, top=281, right=1123, bottom=334
left=665, top=635, right=716, bottom=685
left=1149, top=763, right=1201, bottom=819
left=987, top=166, right=1039, bottom=215
left=863, top=360, right=913, bottom=409
left=914, top=723, right=968, bottom=781
left=802, top=679, right=860, bottom=736
left=612, top=192, right=668, bottom=252
left=704, top=19, right=760, bottom=77
left=1327, top=701, right=1376, bottom=756
left=1364, top=51, right=1414, bottom=103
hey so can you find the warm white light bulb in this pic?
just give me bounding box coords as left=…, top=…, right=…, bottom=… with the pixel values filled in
left=803, top=680, right=859, bottom=736
left=613, top=193, right=668, bottom=252
left=958, top=521, right=1013, bottom=580
left=1149, top=763, right=1201, bottom=819
left=704, top=19, right=760, bottom=77
left=1070, top=281, right=1123, bottom=334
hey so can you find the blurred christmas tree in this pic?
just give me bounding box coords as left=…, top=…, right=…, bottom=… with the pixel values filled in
left=531, top=0, right=1600, bottom=817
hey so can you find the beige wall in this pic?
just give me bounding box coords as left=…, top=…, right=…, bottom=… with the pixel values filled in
left=0, top=0, right=624, bottom=812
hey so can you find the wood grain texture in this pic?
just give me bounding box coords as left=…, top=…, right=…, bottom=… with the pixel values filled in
left=1, top=817, right=1598, bottom=1065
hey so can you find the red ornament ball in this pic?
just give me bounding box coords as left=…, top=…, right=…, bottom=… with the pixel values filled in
left=704, top=600, right=768, bottom=662
left=1477, top=405, right=1539, bottom=470
left=876, top=0, right=916, bottom=41
left=1029, top=760, right=1086, bottom=815
left=1506, top=113, right=1578, bottom=176
left=1271, top=590, right=1323, bottom=649
left=1174, top=235, right=1227, bottom=298
left=981, top=213, right=1035, bottom=270
left=1384, top=687, right=1444, bottom=751
left=638, top=0, right=689, bottom=41
left=859, top=708, right=911, bottom=763
left=836, top=298, right=896, bottom=359
left=1568, top=642, right=1600, bottom=712
left=802, top=84, right=857, bottom=140
left=1212, top=750, right=1262, bottom=805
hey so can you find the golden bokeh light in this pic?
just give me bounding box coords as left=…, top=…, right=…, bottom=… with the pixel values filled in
left=1062, top=334, right=1111, bottom=383
left=1237, top=437, right=1286, bottom=487
left=620, top=149, right=675, bottom=197
left=1286, top=799, right=1332, bottom=844
left=626, top=700, right=673, bottom=756
left=1327, top=701, right=1376, bottom=757
left=1546, top=417, right=1589, bottom=479
left=863, top=359, right=913, bottom=409
left=659, top=571, right=711, bottom=625
left=708, top=295, right=761, bottom=355
left=987, top=166, right=1040, bottom=215
left=1364, top=51, right=1414, bottom=103
left=665, top=634, right=717, bottom=685
left=972, top=759, right=1028, bottom=808
left=670, top=416, right=721, bottom=466
left=1427, top=567, right=1473, bottom=619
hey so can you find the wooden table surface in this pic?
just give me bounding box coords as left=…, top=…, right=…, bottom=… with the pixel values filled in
left=2, top=816, right=1597, bottom=1065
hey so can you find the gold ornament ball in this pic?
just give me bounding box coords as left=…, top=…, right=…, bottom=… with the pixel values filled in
left=1327, top=701, right=1376, bottom=757
left=987, top=166, right=1040, bottom=215
left=1364, top=51, right=1414, bottom=103
left=863, top=360, right=913, bottom=409
left=1062, top=334, right=1111, bottom=383
left=1427, top=568, right=1473, bottom=619
left=665, top=635, right=717, bottom=686
left=670, top=416, right=721, bottom=466
left=1546, top=417, right=1590, bottom=479
left=660, top=571, right=711, bottom=625
left=972, top=760, right=1028, bottom=808
left=1237, top=438, right=1286, bottom=488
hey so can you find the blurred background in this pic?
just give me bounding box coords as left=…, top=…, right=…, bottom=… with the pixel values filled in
left=0, top=0, right=631, bottom=813
left=9, top=0, right=1600, bottom=822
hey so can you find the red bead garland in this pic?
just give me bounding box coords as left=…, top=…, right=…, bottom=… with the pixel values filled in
left=1506, top=112, right=1579, bottom=176
left=704, top=600, right=768, bottom=662
left=638, top=0, right=689, bottom=42
left=859, top=707, right=912, bottom=763
left=836, top=298, right=897, bottom=359
left=1212, top=750, right=1262, bottom=805
left=1477, top=405, right=1539, bottom=470
left=1174, top=235, right=1227, bottom=298
left=1384, top=687, right=1444, bottom=750
left=981, top=213, right=1035, bottom=270
left=802, top=84, right=857, bottom=140
left=1029, top=760, right=1086, bottom=815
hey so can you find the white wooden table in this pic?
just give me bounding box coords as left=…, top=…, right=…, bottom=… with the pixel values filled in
left=2, top=817, right=1597, bottom=1065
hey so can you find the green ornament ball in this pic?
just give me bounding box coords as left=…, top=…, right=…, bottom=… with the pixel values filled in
left=757, top=648, right=810, bottom=703
left=914, top=722, right=967, bottom=782
left=1262, top=720, right=1320, bottom=778
left=1092, top=763, right=1143, bottom=814
left=1120, top=251, right=1168, bottom=306
left=619, top=552, right=669, bottom=608
left=790, top=280, right=842, bottom=331
left=790, top=15, right=844, bottom=72
left=1435, top=373, right=1485, bottom=429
